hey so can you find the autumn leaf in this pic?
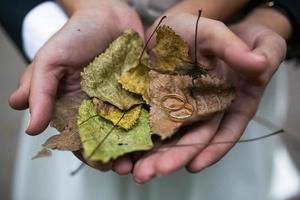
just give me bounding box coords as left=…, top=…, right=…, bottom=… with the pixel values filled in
left=36, top=24, right=237, bottom=165
left=93, top=98, right=142, bottom=130
left=119, top=62, right=150, bottom=103
left=149, top=70, right=235, bottom=139
left=43, top=122, right=82, bottom=151
left=32, top=148, right=52, bottom=160
left=151, top=25, right=197, bottom=75
left=81, top=29, right=148, bottom=110
left=78, top=100, right=153, bottom=163
left=44, top=93, right=88, bottom=151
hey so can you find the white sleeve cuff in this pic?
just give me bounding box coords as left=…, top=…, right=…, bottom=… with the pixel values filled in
left=22, top=1, right=68, bottom=60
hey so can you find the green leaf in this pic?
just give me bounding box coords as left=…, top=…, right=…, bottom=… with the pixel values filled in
left=81, top=30, right=147, bottom=110
left=78, top=100, right=153, bottom=163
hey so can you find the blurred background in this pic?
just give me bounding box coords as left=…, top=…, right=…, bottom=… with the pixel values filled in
left=0, top=25, right=25, bottom=200
left=1, top=23, right=300, bottom=200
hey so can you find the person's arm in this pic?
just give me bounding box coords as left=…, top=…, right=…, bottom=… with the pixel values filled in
left=163, top=0, right=249, bottom=20
left=245, top=6, right=292, bottom=40
left=57, top=0, right=120, bottom=16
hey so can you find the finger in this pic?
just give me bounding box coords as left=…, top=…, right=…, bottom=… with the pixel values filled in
left=153, top=114, right=222, bottom=176
left=251, top=32, right=287, bottom=77
left=112, top=156, right=133, bottom=176
left=73, top=150, right=113, bottom=172
left=197, top=20, right=267, bottom=76
left=186, top=111, right=250, bottom=173
left=26, top=60, right=64, bottom=135
left=133, top=146, right=169, bottom=183
left=9, top=64, right=34, bottom=110
left=133, top=114, right=222, bottom=183
left=86, top=160, right=113, bottom=172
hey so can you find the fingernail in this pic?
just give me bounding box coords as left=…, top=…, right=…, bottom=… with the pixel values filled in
left=249, top=52, right=265, bottom=61
left=25, top=114, right=31, bottom=134
left=134, top=177, right=143, bottom=185
left=156, top=172, right=163, bottom=177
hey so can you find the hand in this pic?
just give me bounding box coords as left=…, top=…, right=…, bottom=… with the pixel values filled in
left=9, top=0, right=144, bottom=174
left=131, top=13, right=286, bottom=183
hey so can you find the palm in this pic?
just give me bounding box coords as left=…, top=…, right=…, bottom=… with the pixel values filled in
left=40, top=6, right=144, bottom=96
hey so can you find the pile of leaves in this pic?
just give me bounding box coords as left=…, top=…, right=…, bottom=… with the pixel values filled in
left=36, top=25, right=235, bottom=163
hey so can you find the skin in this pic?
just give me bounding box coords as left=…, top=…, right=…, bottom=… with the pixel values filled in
left=9, top=0, right=144, bottom=173
left=165, top=0, right=249, bottom=20
left=9, top=0, right=291, bottom=181
left=132, top=9, right=289, bottom=183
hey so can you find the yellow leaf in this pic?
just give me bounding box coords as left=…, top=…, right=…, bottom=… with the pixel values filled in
left=119, top=62, right=150, bottom=103
left=93, top=98, right=141, bottom=130
left=152, top=25, right=193, bottom=74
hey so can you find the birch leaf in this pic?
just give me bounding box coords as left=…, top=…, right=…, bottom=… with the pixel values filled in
left=43, top=93, right=88, bottom=151
left=81, top=29, right=147, bottom=110
left=93, top=98, right=141, bottom=130
left=78, top=100, right=153, bottom=163
left=119, top=62, right=150, bottom=103
left=32, top=148, right=52, bottom=160
left=149, top=70, right=235, bottom=139
left=152, top=25, right=196, bottom=75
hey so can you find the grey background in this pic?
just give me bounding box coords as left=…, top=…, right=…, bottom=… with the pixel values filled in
left=0, top=26, right=25, bottom=200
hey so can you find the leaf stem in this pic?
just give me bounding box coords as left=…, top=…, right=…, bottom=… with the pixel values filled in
left=138, top=16, right=167, bottom=64
left=153, top=129, right=284, bottom=151
left=70, top=112, right=126, bottom=176
left=194, top=9, right=202, bottom=64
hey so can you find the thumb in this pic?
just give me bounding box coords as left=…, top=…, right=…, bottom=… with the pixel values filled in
left=226, top=31, right=286, bottom=84
left=26, top=60, right=64, bottom=135
left=196, top=22, right=267, bottom=77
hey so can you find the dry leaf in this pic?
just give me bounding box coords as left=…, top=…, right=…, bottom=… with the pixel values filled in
left=43, top=122, right=82, bottom=151
left=119, top=62, right=150, bottom=103
left=44, top=92, right=88, bottom=151
left=81, top=29, right=148, bottom=110
left=78, top=100, right=153, bottom=163
left=32, top=148, right=52, bottom=160
left=93, top=98, right=142, bottom=130
left=152, top=25, right=199, bottom=75
left=36, top=25, right=237, bottom=164
left=149, top=70, right=235, bottom=139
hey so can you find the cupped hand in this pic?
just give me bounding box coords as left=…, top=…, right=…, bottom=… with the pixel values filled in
left=131, top=13, right=286, bottom=183
left=9, top=0, right=144, bottom=174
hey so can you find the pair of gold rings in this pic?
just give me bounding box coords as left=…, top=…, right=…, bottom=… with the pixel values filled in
left=160, top=94, right=194, bottom=122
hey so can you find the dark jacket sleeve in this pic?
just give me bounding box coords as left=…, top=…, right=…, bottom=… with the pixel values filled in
left=275, top=0, right=300, bottom=58
left=0, top=0, right=49, bottom=50
left=247, top=0, right=300, bottom=58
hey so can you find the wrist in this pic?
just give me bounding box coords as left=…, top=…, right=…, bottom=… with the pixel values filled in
left=57, top=0, right=120, bottom=16
left=245, top=7, right=292, bottom=40
left=163, top=0, right=249, bottom=21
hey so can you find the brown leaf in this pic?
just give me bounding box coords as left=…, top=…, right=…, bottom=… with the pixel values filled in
left=32, top=148, right=52, bottom=160
left=149, top=70, right=235, bottom=139
left=43, top=122, right=82, bottom=151
left=45, top=92, right=88, bottom=151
